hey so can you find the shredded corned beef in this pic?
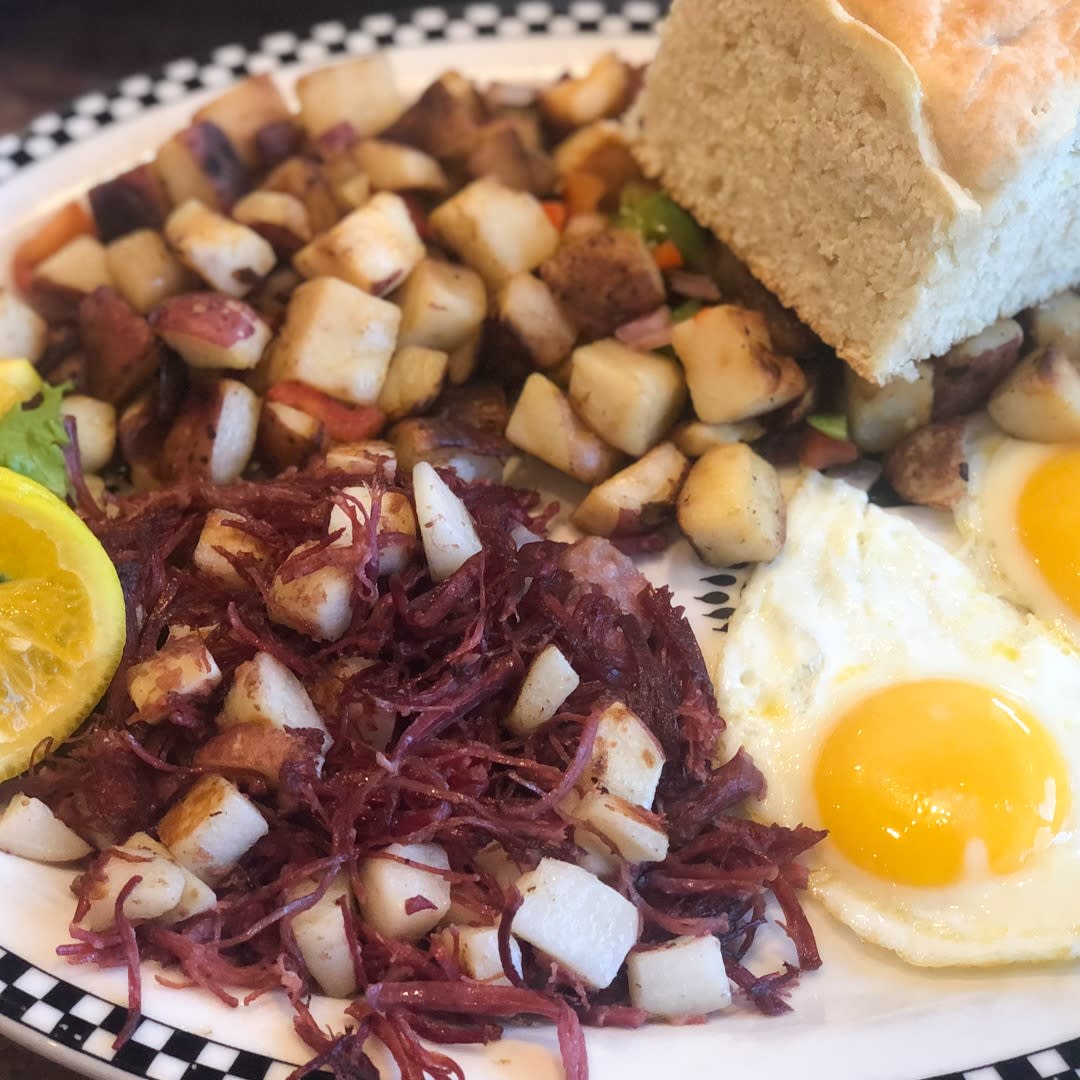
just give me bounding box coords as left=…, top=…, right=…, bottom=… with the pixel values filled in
left=19, top=459, right=823, bottom=1078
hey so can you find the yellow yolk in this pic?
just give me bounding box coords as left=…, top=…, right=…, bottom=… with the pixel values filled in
left=1016, top=447, right=1080, bottom=617
left=813, top=679, right=1069, bottom=887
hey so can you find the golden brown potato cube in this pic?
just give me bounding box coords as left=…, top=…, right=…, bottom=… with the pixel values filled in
left=88, top=163, right=170, bottom=242
left=324, top=439, right=397, bottom=481
left=353, top=140, right=449, bottom=194
left=988, top=346, right=1080, bottom=442
left=396, top=258, right=487, bottom=353
left=160, top=378, right=261, bottom=484
left=931, top=318, right=1023, bottom=421
left=268, top=277, right=400, bottom=405
left=106, top=230, right=197, bottom=315
left=334, top=175, right=372, bottom=211
left=193, top=74, right=293, bottom=169
left=844, top=362, right=935, bottom=453
left=552, top=121, right=642, bottom=208
left=232, top=190, right=312, bottom=256
left=294, top=192, right=424, bottom=297
left=1028, top=291, right=1080, bottom=357
left=505, top=373, right=623, bottom=485
left=377, top=345, right=448, bottom=421
left=381, top=70, right=487, bottom=160
left=671, top=305, right=807, bottom=426
left=492, top=274, right=577, bottom=374
left=676, top=443, right=785, bottom=566
left=263, top=157, right=343, bottom=234
left=155, top=121, right=249, bottom=211
left=539, top=53, right=632, bottom=129
left=568, top=339, right=686, bottom=456
left=194, top=509, right=272, bottom=589
left=465, top=121, right=554, bottom=195
left=430, top=178, right=559, bottom=289
left=257, top=400, right=324, bottom=472
left=268, top=540, right=354, bottom=642
left=0, top=290, right=47, bottom=362
left=884, top=419, right=970, bottom=510
left=446, top=329, right=482, bottom=387
left=573, top=441, right=688, bottom=537
left=149, top=293, right=271, bottom=371
left=31, top=236, right=113, bottom=321
left=296, top=54, right=403, bottom=145
left=672, top=418, right=767, bottom=458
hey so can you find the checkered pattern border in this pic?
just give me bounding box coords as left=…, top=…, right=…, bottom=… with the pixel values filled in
left=0, top=0, right=665, bottom=182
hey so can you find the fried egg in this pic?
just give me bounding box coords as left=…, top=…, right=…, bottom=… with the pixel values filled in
left=955, top=421, right=1080, bottom=646
left=716, top=471, right=1080, bottom=967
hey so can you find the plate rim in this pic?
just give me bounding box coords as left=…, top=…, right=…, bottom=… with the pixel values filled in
left=0, top=4, right=1077, bottom=1078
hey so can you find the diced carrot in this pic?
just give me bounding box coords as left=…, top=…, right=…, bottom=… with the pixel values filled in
left=651, top=240, right=684, bottom=271
left=541, top=200, right=568, bottom=231
left=13, top=201, right=95, bottom=294
left=266, top=382, right=386, bottom=443
left=562, top=172, right=606, bottom=217
left=798, top=427, right=860, bottom=471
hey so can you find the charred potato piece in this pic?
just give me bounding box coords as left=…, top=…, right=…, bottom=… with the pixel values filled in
left=465, top=121, right=555, bottom=195
left=486, top=273, right=577, bottom=380
left=884, top=419, right=970, bottom=510
left=931, top=318, right=1023, bottom=421
left=552, top=122, right=642, bottom=209
left=88, top=164, right=170, bottom=242
left=676, top=443, right=785, bottom=566
left=539, top=227, right=664, bottom=339
left=78, top=286, right=159, bottom=404
left=353, top=140, right=449, bottom=194
left=257, top=399, right=324, bottom=472
left=539, top=53, right=632, bottom=129
left=263, top=157, right=343, bottom=234
left=377, top=345, right=449, bottom=422
left=155, top=121, right=250, bottom=211
left=844, top=363, right=934, bottom=453
left=0, top=291, right=47, bottom=362
left=106, top=230, right=197, bottom=315
left=988, top=346, right=1080, bottom=442
left=396, top=258, right=487, bottom=353
left=150, top=293, right=271, bottom=371
left=31, top=236, right=113, bottom=322
left=193, top=74, right=293, bottom=170
left=436, top=382, right=510, bottom=435
left=296, top=54, right=403, bottom=146
left=388, top=416, right=510, bottom=475
left=381, top=70, right=487, bottom=160
left=232, top=191, right=312, bottom=256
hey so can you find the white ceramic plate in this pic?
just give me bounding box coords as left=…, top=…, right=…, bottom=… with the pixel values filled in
left=1, top=6, right=1078, bottom=1080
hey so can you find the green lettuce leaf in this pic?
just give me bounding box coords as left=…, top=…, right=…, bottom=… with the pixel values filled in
left=0, top=382, right=70, bottom=498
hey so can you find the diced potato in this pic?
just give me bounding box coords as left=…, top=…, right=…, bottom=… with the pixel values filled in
left=295, top=193, right=425, bottom=298
left=583, top=701, right=665, bottom=808
left=220, top=651, right=326, bottom=743
left=931, top=318, right=1023, bottom=421
left=571, top=791, right=668, bottom=864
left=447, top=330, right=482, bottom=386
left=381, top=71, right=486, bottom=160
left=289, top=874, right=358, bottom=998
left=324, top=439, right=397, bottom=480
left=539, top=53, right=632, bottom=128
left=505, top=645, right=580, bottom=734
left=671, top=305, right=807, bottom=424
left=257, top=400, right=323, bottom=471
left=263, top=157, right=342, bottom=234
left=78, top=286, right=160, bottom=404
left=437, top=924, right=522, bottom=985
left=194, top=509, right=272, bottom=590
left=88, top=164, right=170, bottom=241
left=677, top=442, right=785, bottom=566
left=329, top=484, right=417, bottom=577
left=627, top=935, right=732, bottom=1018
left=884, top=419, right=970, bottom=510
left=193, top=724, right=318, bottom=787
left=334, top=174, right=372, bottom=211
left=353, top=139, right=449, bottom=194
left=572, top=441, right=688, bottom=537
left=474, top=841, right=524, bottom=892
left=193, top=74, right=293, bottom=169
left=268, top=277, right=400, bottom=405
left=512, top=857, right=639, bottom=988
left=1028, top=290, right=1080, bottom=357
left=165, top=199, right=276, bottom=298
left=388, top=417, right=510, bottom=478
left=569, top=340, right=686, bottom=456
left=671, top=418, right=766, bottom=458
left=430, top=178, right=559, bottom=288
left=0, top=290, right=47, bottom=362
left=158, top=775, right=269, bottom=883
left=124, top=832, right=217, bottom=925
left=232, top=191, right=312, bottom=256
left=127, top=636, right=222, bottom=722
left=357, top=841, right=452, bottom=940
left=155, top=121, right=250, bottom=211
left=506, top=373, right=623, bottom=485
left=160, top=378, right=261, bottom=484
left=268, top=541, right=354, bottom=642
left=377, top=345, right=448, bottom=421
left=845, top=362, right=935, bottom=453
left=465, top=121, right=554, bottom=195
left=396, top=258, right=487, bottom=353
left=539, top=228, right=664, bottom=339
left=150, top=293, right=271, bottom=371
left=491, top=274, right=577, bottom=374
left=296, top=53, right=403, bottom=144
left=0, top=795, right=91, bottom=863
left=80, top=846, right=187, bottom=932
left=413, top=460, right=483, bottom=582
left=106, top=229, right=196, bottom=316
left=31, top=235, right=113, bottom=320
left=987, top=346, right=1080, bottom=442
left=552, top=121, right=641, bottom=197
left=61, top=394, right=116, bottom=473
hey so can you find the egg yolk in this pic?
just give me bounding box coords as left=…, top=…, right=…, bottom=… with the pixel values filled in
left=1016, top=447, right=1080, bottom=616
left=813, top=679, right=1069, bottom=887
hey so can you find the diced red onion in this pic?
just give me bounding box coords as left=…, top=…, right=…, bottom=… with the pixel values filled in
left=614, top=305, right=673, bottom=351
left=666, top=269, right=722, bottom=301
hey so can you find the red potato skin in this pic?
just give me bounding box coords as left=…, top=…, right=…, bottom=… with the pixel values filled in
left=255, top=120, right=305, bottom=170
left=88, top=164, right=170, bottom=242
left=168, top=121, right=251, bottom=210
left=266, top=381, right=387, bottom=442
left=78, top=286, right=160, bottom=404
left=149, top=293, right=264, bottom=348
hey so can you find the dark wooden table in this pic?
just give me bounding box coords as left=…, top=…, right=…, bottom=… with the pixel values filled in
left=0, top=4, right=394, bottom=1077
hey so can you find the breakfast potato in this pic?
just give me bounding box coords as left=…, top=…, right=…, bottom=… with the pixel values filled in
left=88, top=163, right=170, bottom=242
left=257, top=400, right=324, bottom=471
left=193, top=74, right=293, bottom=169
left=80, top=847, right=187, bottom=933
left=844, top=362, right=935, bottom=453
left=465, top=121, right=554, bottom=194
left=396, top=258, right=487, bottom=353
left=572, top=441, right=689, bottom=537
left=268, top=540, right=354, bottom=642
left=413, top=460, right=483, bottom=581
left=232, top=190, right=312, bottom=256
left=436, top=383, right=510, bottom=435
left=296, top=53, right=403, bottom=146
left=160, top=377, right=261, bottom=484
left=569, top=339, right=687, bottom=456
left=931, top=318, right=1023, bottom=421
left=62, top=394, right=116, bottom=473
left=193, top=509, right=273, bottom=589
left=628, top=936, right=731, bottom=1019
left=164, top=199, right=276, bottom=298
left=106, top=229, right=197, bottom=315
left=677, top=442, right=785, bottom=566
left=539, top=227, right=664, bottom=339
left=0, top=795, right=92, bottom=864
left=31, top=235, right=113, bottom=322
left=388, top=416, right=509, bottom=476
left=288, top=875, right=357, bottom=998
left=377, top=345, right=448, bottom=421
left=430, top=178, right=560, bottom=288
left=329, top=485, right=417, bottom=576
left=117, top=392, right=168, bottom=489
left=552, top=121, right=642, bottom=202
left=1027, top=290, right=1080, bottom=356
left=883, top=418, right=969, bottom=510
left=333, top=174, right=372, bottom=212
left=265, top=382, right=386, bottom=442
left=78, top=286, right=159, bottom=404
left=539, top=52, right=632, bottom=129
left=671, top=418, right=767, bottom=457
left=353, top=140, right=449, bottom=194
left=447, top=329, right=482, bottom=386
left=358, top=842, right=451, bottom=941
left=488, top=273, right=577, bottom=377
left=581, top=698, right=666, bottom=804
left=570, top=790, right=669, bottom=865
left=268, top=277, right=400, bottom=405
left=987, top=345, right=1080, bottom=442
left=505, top=644, right=580, bottom=734
left=0, top=290, right=47, bottom=362
left=263, top=157, right=343, bottom=234
left=155, top=121, right=250, bottom=211
left=382, top=70, right=487, bottom=160
left=505, top=373, right=624, bottom=485
left=127, top=636, right=222, bottom=721
left=324, top=439, right=397, bottom=481
left=150, top=293, right=271, bottom=370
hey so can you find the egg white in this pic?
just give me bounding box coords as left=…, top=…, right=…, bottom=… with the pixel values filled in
left=716, top=471, right=1080, bottom=967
